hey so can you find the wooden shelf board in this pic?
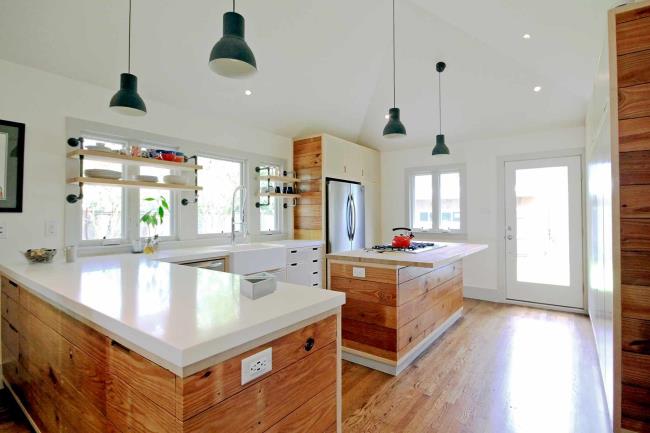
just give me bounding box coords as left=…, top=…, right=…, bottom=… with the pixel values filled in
left=259, top=193, right=301, bottom=199
left=67, top=177, right=203, bottom=191
left=67, top=149, right=203, bottom=171
left=260, top=175, right=301, bottom=183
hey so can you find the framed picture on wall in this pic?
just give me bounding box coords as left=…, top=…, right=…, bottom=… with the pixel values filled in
left=0, top=119, right=25, bottom=212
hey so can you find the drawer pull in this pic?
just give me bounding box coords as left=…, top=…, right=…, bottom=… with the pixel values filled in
left=111, top=340, right=131, bottom=354
left=312, top=259, right=318, bottom=263
left=312, top=271, right=318, bottom=275
left=312, top=247, right=318, bottom=251
left=290, top=263, right=298, bottom=267
left=304, top=337, right=315, bottom=352
left=290, top=250, right=298, bottom=254
left=312, top=283, right=319, bottom=287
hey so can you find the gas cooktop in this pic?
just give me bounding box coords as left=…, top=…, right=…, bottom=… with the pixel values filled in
left=369, top=242, right=445, bottom=254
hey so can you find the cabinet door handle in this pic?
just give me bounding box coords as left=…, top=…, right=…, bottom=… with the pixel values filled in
left=111, top=340, right=131, bottom=354
left=304, top=337, right=315, bottom=352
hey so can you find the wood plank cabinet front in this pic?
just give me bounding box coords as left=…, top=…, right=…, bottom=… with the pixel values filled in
left=0, top=274, right=341, bottom=433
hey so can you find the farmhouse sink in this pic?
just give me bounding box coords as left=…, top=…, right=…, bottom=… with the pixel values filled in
left=219, top=243, right=286, bottom=275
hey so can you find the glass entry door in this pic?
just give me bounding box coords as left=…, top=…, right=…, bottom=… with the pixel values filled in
left=504, top=156, right=583, bottom=309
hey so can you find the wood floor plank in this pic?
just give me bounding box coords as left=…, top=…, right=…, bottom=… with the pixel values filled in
left=0, top=389, right=33, bottom=433
left=342, top=299, right=610, bottom=433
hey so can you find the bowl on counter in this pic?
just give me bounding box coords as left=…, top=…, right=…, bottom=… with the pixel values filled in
left=162, top=174, right=187, bottom=185
left=23, top=248, right=57, bottom=264
left=85, top=169, right=122, bottom=179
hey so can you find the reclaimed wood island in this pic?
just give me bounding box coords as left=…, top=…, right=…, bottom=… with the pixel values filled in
left=0, top=253, right=345, bottom=433
left=327, top=242, right=487, bottom=375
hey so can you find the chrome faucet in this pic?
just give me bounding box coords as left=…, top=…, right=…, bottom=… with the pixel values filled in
left=231, top=186, right=248, bottom=245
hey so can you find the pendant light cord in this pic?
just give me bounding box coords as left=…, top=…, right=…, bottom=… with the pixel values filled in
left=392, top=0, right=396, bottom=108
left=128, top=0, right=132, bottom=73
left=438, top=69, right=442, bottom=134
left=233, top=0, right=236, bottom=12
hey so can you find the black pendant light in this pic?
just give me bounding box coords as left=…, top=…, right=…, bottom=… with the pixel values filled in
left=110, top=0, right=147, bottom=116
left=432, top=61, right=450, bottom=155
left=209, top=0, right=257, bottom=78
left=383, top=0, right=406, bottom=138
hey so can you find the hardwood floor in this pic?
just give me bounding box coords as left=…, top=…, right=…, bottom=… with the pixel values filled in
left=342, top=299, right=610, bottom=433
left=0, top=389, right=32, bottom=433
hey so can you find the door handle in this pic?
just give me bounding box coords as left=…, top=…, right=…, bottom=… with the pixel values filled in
left=346, top=194, right=352, bottom=241
left=350, top=194, right=357, bottom=240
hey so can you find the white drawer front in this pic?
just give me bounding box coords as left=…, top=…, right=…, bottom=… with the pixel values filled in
left=287, top=246, right=323, bottom=265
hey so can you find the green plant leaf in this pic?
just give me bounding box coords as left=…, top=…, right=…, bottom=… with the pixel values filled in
left=161, top=197, right=169, bottom=210
left=144, top=197, right=155, bottom=201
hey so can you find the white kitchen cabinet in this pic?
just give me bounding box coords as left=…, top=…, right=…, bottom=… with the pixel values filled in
left=364, top=181, right=381, bottom=247
left=321, top=134, right=381, bottom=183
left=285, top=246, right=323, bottom=288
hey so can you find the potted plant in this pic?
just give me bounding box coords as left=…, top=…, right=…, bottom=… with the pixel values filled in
left=140, top=195, right=169, bottom=254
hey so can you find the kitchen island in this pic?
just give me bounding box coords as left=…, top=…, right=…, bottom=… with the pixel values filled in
left=327, top=242, right=486, bottom=375
left=0, top=252, right=344, bottom=433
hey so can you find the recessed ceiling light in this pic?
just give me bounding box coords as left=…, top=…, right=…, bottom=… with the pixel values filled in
left=523, top=33, right=531, bottom=39
left=244, top=89, right=252, bottom=96
left=533, top=86, right=542, bottom=92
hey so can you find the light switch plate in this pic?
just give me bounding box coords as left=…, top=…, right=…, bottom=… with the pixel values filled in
left=45, top=220, right=57, bottom=238
left=352, top=267, right=366, bottom=278
left=241, top=347, right=272, bottom=385
left=0, top=222, right=6, bottom=239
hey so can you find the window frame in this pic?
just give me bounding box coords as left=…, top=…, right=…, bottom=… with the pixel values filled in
left=195, top=152, right=246, bottom=239
left=65, top=118, right=289, bottom=253
left=257, top=162, right=283, bottom=236
left=406, top=164, right=466, bottom=235
left=78, top=135, right=130, bottom=246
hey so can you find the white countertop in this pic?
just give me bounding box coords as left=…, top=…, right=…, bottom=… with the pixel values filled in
left=0, top=246, right=343, bottom=376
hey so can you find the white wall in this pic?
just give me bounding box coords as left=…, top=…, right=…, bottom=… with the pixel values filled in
left=0, top=59, right=292, bottom=263
left=380, top=126, right=585, bottom=298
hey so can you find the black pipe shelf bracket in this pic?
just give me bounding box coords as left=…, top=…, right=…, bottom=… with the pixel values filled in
left=66, top=137, right=85, bottom=204
left=255, top=165, right=300, bottom=208
left=181, top=155, right=200, bottom=206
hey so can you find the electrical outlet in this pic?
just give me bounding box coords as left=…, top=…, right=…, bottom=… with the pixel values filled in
left=0, top=222, right=6, bottom=239
left=241, top=347, right=272, bottom=385
left=352, top=267, right=366, bottom=278
left=45, top=220, right=57, bottom=238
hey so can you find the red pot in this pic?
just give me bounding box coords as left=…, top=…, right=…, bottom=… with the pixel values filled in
left=391, top=227, right=414, bottom=248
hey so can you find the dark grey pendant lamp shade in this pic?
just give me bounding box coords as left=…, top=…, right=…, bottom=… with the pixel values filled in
left=383, top=0, right=406, bottom=138
left=110, top=0, right=147, bottom=116
left=432, top=61, right=450, bottom=155
left=209, top=0, right=257, bottom=78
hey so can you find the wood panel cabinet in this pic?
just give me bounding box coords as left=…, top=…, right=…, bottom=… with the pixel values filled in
left=604, top=3, right=650, bottom=431
left=293, top=134, right=381, bottom=248
left=0, top=274, right=341, bottom=433
left=329, top=259, right=463, bottom=373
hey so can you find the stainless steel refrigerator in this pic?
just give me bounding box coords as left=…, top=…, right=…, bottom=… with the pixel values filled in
left=326, top=179, right=365, bottom=253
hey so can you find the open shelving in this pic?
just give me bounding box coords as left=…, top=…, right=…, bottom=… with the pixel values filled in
left=66, top=177, right=203, bottom=192
left=65, top=136, right=202, bottom=205
left=67, top=149, right=203, bottom=171
left=255, top=166, right=302, bottom=208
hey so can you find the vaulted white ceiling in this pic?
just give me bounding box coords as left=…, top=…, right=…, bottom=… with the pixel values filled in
left=0, top=0, right=616, bottom=150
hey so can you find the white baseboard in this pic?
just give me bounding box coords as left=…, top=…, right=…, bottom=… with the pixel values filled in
left=342, top=308, right=463, bottom=376
left=463, top=285, right=501, bottom=302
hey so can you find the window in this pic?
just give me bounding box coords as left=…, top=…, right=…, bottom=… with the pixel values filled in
left=139, top=165, right=173, bottom=238
left=197, top=156, right=243, bottom=235
left=408, top=166, right=465, bottom=233
left=81, top=139, right=125, bottom=241
left=259, top=164, right=282, bottom=233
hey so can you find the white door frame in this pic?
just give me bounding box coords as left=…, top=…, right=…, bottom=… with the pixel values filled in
left=496, top=148, right=587, bottom=314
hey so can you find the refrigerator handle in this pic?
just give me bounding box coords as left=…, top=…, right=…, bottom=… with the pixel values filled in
left=350, top=193, right=357, bottom=241
left=346, top=194, right=352, bottom=241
